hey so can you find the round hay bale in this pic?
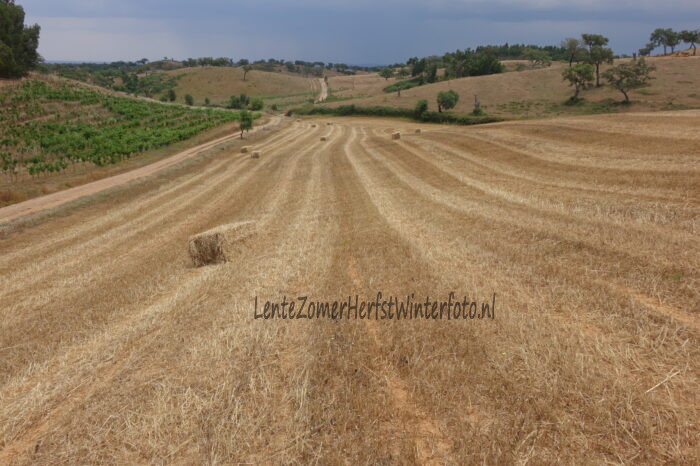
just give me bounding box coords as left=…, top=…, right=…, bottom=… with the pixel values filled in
left=391, top=132, right=401, bottom=140
left=241, top=146, right=251, bottom=153
left=415, top=129, right=422, bottom=134
left=188, top=221, right=256, bottom=267
left=320, top=136, right=328, bottom=141
left=311, top=124, right=317, bottom=128
left=251, top=152, right=261, bottom=159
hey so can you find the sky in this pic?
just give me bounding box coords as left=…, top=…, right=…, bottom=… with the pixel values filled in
left=21, top=0, right=700, bottom=65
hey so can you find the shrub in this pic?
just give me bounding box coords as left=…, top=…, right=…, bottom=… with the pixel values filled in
left=184, top=94, right=194, bottom=106
left=437, top=90, right=459, bottom=112
left=249, top=98, right=264, bottom=111
left=384, top=77, right=424, bottom=93
left=415, top=99, right=428, bottom=117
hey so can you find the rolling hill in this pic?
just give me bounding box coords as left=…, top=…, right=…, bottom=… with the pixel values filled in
left=164, top=66, right=319, bottom=107
left=323, top=56, right=700, bottom=118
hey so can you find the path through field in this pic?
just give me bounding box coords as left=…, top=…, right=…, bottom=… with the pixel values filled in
left=0, top=111, right=698, bottom=464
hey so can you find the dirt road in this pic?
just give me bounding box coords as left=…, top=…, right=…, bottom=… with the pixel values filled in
left=0, top=115, right=282, bottom=224
left=0, top=112, right=698, bottom=464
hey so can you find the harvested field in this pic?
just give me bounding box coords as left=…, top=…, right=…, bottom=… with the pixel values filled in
left=0, top=111, right=698, bottom=464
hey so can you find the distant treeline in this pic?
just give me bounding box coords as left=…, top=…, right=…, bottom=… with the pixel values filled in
left=38, top=57, right=384, bottom=97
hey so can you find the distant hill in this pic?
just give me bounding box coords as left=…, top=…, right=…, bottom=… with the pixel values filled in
left=164, top=66, right=318, bottom=107
left=323, top=56, right=700, bottom=118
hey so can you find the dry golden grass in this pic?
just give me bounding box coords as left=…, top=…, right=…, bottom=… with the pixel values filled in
left=166, top=66, right=317, bottom=105
left=0, top=111, right=698, bottom=464
left=327, top=56, right=700, bottom=117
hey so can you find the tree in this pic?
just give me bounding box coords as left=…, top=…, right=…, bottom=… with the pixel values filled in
left=639, top=43, right=656, bottom=57
left=602, top=58, right=655, bottom=102
left=680, top=30, right=698, bottom=55
left=184, top=94, right=194, bottom=105
left=0, top=0, right=41, bottom=78
left=379, top=67, right=394, bottom=80
left=397, top=67, right=409, bottom=79
left=414, top=99, right=428, bottom=117
left=239, top=110, right=253, bottom=138
left=665, top=29, right=680, bottom=53
left=242, top=64, right=253, bottom=81
left=204, top=97, right=210, bottom=106
left=426, top=63, right=438, bottom=83
left=650, top=28, right=679, bottom=55
left=581, top=34, right=609, bottom=52
left=249, top=97, right=263, bottom=111
left=523, top=47, right=551, bottom=68
left=562, top=63, right=594, bottom=100
left=167, top=89, right=176, bottom=102
left=586, top=45, right=614, bottom=87
left=436, top=90, right=459, bottom=112
left=561, top=38, right=584, bottom=66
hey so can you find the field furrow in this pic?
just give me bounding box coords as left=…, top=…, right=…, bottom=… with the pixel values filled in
left=0, top=112, right=697, bottom=464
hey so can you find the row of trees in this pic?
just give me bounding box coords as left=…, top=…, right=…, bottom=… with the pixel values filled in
left=640, top=28, right=699, bottom=56
left=563, top=58, right=655, bottom=102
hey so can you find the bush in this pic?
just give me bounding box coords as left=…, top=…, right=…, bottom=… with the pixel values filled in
left=228, top=95, right=242, bottom=109
left=384, top=77, right=424, bottom=93
left=437, top=90, right=459, bottom=112
left=415, top=99, right=428, bottom=117
left=249, top=97, right=264, bottom=111
left=184, top=94, right=194, bottom=106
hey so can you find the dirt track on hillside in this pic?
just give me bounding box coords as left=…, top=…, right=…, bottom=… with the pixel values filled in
left=0, top=112, right=698, bottom=464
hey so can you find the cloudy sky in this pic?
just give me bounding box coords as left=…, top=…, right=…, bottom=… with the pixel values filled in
left=21, top=0, right=700, bottom=64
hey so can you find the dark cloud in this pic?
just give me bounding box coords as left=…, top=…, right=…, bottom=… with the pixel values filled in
left=20, top=0, right=700, bottom=63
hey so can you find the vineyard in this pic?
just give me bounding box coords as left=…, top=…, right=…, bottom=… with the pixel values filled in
left=0, top=79, right=245, bottom=177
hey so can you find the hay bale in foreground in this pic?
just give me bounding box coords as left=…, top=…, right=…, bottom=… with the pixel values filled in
left=391, top=132, right=401, bottom=140
left=251, top=152, right=261, bottom=159
left=311, top=124, right=317, bottom=128
left=241, top=146, right=251, bottom=153
left=188, top=221, right=255, bottom=267
left=320, top=136, right=328, bottom=141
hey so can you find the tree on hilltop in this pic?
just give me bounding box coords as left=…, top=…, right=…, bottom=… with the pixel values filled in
left=0, top=0, right=41, bottom=78
left=242, top=64, right=253, bottom=81
left=581, top=34, right=609, bottom=52
left=650, top=28, right=680, bottom=55
left=680, top=30, right=698, bottom=55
